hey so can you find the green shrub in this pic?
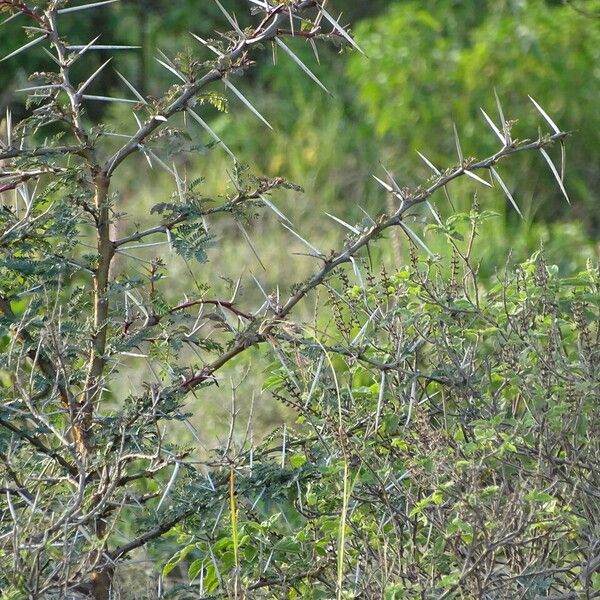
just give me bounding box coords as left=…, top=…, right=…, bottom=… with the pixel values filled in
left=0, top=2, right=597, bottom=600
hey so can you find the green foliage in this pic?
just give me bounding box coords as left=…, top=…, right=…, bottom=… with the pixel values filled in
left=161, top=230, right=600, bottom=597
left=348, top=0, right=600, bottom=228
left=1, top=1, right=599, bottom=599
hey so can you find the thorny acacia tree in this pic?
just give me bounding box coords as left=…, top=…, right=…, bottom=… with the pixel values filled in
left=0, top=1, right=597, bottom=599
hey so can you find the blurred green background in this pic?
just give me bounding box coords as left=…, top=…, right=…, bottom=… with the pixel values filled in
left=2, top=0, right=599, bottom=439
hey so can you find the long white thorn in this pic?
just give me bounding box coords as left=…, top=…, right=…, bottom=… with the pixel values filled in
left=224, top=80, right=273, bottom=130
left=494, top=88, right=511, bottom=144
left=274, top=38, right=330, bottom=95
left=490, top=167, right=523, bottom=219
left=1, top=35, right=47, bottom=62
left=214, top=0, right=245, bottom=36
left=155, top=58, right=187, bottom=83
left=58, top=0, right=119, bottom=14
left=528, top=96, right=560, bottom=135
left=399, top=222, right=435, bottom=259
left=115, top=70, right=147, bottom=104
left=186, top=107, right=236, bottom=160
left=319, top=5, right=365, bottom=55
left=78, top=58, right=112, bottom=94
left=480, top=108, right=506, bottom=145
left=259, top=194, right=292, bottom=225
left=325, top=212, right=360, bottom=235
left=81, top=94, right=138, bottom=104
left=540, top=147, right=570, bottom=205
left=281, top=223, right=323, bottom=257
left=190, top=32, right=223, bottom=57
left=464, top=169, right=492, bottom=188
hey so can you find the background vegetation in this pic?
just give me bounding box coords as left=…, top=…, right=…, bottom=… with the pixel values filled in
left=1, top=0, right=599, bottom=598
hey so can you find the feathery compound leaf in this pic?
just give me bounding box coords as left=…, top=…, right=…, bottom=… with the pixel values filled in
left=274, top=38, right=330, bottom=95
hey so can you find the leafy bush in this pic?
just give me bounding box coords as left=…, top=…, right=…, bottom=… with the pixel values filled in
left=164, top=237, right=600, bottom=598
left=0, top=1, right=597, bottom=600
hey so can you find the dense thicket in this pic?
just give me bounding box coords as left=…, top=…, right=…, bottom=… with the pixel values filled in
left=0, top=1, right=599, bottom=599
